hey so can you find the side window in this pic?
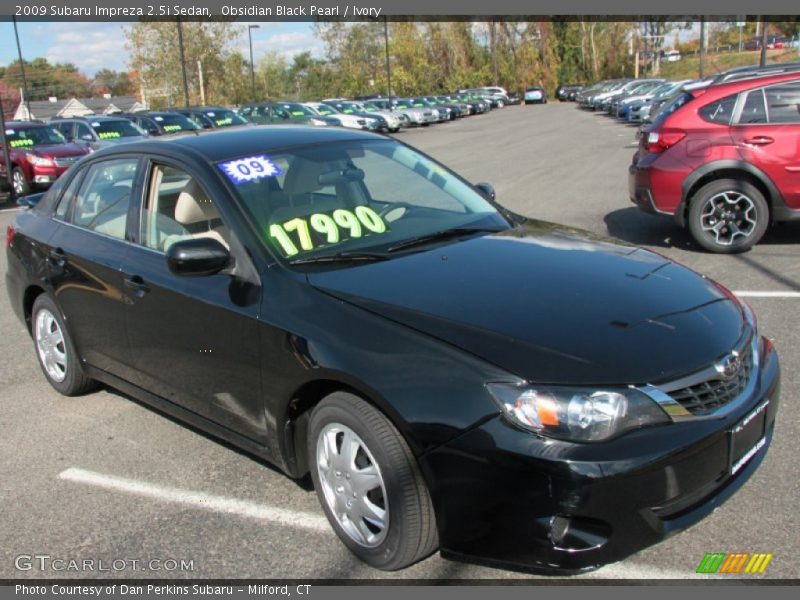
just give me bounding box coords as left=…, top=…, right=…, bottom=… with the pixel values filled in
left=69, top=158, right=138, bottom=240
left=53, top=122, right=73, bottom=140
left=140, top=118, right=159, bottom=135
left=738, top=89, right=767, bottom=124
left=699, top=94, right=737, bottom=125
left=141, top=164, right=229, bottom=252
left=765, top=82, right=800, bottom=124
left=55, top=168, right=86, bottom=219
left=75, top=123, right=94, bottom=141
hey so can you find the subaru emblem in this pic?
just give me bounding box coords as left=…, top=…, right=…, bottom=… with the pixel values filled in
left=715, top=351, right=742, bottom=379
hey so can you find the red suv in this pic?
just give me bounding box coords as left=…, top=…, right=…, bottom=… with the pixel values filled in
left=1, top=121, right=89, bottom=197
left=629, top=72, right=800, bottom=253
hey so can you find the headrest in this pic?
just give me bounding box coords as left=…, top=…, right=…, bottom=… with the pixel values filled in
left=175, top=180, right=219, bottom=225
left=282, top=158, right=330, bottom=197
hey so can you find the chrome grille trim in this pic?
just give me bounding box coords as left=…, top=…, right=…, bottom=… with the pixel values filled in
left=638, top=329, right=759, bottom=421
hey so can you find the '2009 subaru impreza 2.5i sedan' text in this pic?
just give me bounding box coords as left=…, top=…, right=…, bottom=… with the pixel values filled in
left=5, top=126, right=779, bottom=573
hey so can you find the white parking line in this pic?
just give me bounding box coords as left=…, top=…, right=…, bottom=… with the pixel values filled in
left=58, top=467, right=331, bottom=533
left=59, top=468, right=710, bottom=578
left=734, top=291, right=800, bottom=298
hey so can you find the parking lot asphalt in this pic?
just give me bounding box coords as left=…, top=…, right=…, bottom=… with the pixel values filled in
left=1, top=103, right=797, bottom=580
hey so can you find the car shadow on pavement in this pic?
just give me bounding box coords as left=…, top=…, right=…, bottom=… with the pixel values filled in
left=102, top=385, right=315, bottom=492
left=604, top=207, right=695, bottom=250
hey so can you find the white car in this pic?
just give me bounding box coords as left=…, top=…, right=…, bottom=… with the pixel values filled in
left=303, top=102, right=379, bottom=131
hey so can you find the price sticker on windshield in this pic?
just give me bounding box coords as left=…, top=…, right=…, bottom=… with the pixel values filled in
left=9, top=139, right=34, bottom=148
left=219, top=154, right=283, bottom=185
left=162, top=125, right=182, bottom=132
left=269, top=206, right=388, bottom=257
left=98, top=132, right=121, bottom=140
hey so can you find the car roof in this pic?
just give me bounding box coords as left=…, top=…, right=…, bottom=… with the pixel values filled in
left=5, top=120, right=49, bottom=128
left=704, top=69, right=800, bottom=97
left=85, top=125, right=383, bottom=163
left=51, top=115, right=127, bottom=122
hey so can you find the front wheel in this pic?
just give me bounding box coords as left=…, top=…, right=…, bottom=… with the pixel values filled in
left=308, top=392, right=438, bottom=571
left=12, top=167, right=30, bottom=196
left=687, top=178, right=769, bottom=254
left=31, top=294, right=97, bottom=396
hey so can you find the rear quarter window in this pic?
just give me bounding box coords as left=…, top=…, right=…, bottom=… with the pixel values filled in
left=699, top=94, right=738, bottom=124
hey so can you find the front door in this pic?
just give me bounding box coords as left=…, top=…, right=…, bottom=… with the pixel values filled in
left=731, top=80, right=800, bottom=209
left=121, top=160, right=265, bottom=441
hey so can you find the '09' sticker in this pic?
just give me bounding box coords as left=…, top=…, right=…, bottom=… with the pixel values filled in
left=269, top=207, right=387, bottom=257
left=219, top=155, right=284, bottom=185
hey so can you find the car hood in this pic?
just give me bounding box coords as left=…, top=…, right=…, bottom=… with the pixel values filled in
left=307, top=221, right=747, bottom=385
left=29, top=143, right=88, bottom=158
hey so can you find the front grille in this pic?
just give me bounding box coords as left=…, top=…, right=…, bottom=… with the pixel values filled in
left=54, top=156, right=79, bottom=168
left=668, top=345, right=754, bottom=415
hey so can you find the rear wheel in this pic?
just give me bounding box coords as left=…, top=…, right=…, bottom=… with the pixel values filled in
left=308, top=392, right=438, bottom=571
left=31, top=294, right=97, bottom=396
left=687, top=178, right=769, bottom=254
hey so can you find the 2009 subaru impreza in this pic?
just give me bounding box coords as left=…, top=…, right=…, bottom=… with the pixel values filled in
left=5, top=126, right=779, bottom=573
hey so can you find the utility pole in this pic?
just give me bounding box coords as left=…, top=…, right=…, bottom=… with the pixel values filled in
left=197, top=61, right=205, bottom=105
left=248, top=24, right=260, bottom=102
left=0, top=98, right=15, bottom=202
left=176, top=18, right=190, bottom=107
left=699, top=17, right=706, bottom=78
left=383, top=17, right=393, bottom=102
left=759, top=18, right=768, bottom=67
left=489, top=21, right=498, bottom=86
left=12, top=16, right=31, bottom=120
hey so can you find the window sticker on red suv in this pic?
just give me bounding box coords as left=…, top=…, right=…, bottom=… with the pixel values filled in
left=218, top=154, right=283, bottom=185
left=9, top=139, right=34, bottom=148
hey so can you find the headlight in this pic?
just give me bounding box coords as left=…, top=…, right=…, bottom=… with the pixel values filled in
left=26, top=155, right=55, bottom=167
left=486, top=383, right=670, bottom=442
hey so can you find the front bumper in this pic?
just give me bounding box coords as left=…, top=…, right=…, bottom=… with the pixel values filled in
left=421, top=338, right=780, bottom=573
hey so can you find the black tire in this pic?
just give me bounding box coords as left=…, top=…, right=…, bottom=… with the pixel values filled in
left=12, top=167, right=30, bottom=197
left=687, top=178, right=769, bottom=254
left=308, top=392, right=438, bottom=571
left=31, top=294, right=97, bottom=396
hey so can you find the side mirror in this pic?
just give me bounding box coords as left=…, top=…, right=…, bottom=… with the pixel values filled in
left=80, top=134, right=94, bottom=142
left=17, top=192, right=45, bottom=207
left=475, top=182, right=496, bottom=201
left=166, top=238, right=231, bottom=277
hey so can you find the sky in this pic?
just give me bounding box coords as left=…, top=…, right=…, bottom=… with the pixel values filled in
left=0, top=21, right=323, bottom=77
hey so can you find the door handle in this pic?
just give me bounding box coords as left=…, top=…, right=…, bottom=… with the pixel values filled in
left=123, top=275, right=150, bottom=297
left=48, top=247, right=67, bottom=267
left=744, top=136, right=774, bottom=146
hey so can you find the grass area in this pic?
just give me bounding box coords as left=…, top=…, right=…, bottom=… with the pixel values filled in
left=658, top=48, right=799, bottom=80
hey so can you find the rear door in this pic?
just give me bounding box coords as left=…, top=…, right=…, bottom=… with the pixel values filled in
left=731, top=80, right=800, bottom=209
left=46, top=156, right=142, bottom=377
left=121, top=158, right=265, bottom=440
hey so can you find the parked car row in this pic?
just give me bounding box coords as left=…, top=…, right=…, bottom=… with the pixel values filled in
left=1, top=86, right=525, bottom=198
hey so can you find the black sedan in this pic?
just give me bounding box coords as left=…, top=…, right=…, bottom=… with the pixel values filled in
left=5, top=126, right=779, bottom=573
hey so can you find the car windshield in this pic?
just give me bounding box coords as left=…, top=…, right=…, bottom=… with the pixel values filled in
left=151, top=113, right=200, bottom=132
left=202, top=109, right=248, bottom=127
left=280, top=103, right=316, bottom=117
left=361, top=103, right=381, bottom=112
left=650, top=91, right=694, bottom=125
left=313, top=104, right=339, bottom=115
left=5, top=126, right=66, bottom=148
left=90, top=119, right=146, bottom=139
left=220, top=139, right=509, bottom=264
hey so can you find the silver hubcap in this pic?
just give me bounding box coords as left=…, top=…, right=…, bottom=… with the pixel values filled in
left=35, top=309, right=68, bottom=383
left=12, top=171, right=25, bottom=195
left=700, top=191, right=757, bottom=246
left=316, top=423, right=388, bottom=547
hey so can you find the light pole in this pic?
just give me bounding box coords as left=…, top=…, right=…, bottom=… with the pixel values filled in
left=383, top=17, right=392, bottom=103
left=12, top=17, right=31, bottom=119
left=248, top=25, right=260, bottom=101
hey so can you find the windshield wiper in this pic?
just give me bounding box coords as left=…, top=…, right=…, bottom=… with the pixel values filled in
left=386, top=227, right=504, bottom=253
left=288, top=251, right=389, bottom=265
